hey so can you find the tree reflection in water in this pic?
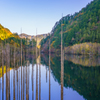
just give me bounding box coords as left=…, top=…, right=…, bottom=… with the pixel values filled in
left=0, top=44, right=100, bottom=100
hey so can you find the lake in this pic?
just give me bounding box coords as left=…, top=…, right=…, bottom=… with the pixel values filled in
left=0, top=53, right=100, bottom=100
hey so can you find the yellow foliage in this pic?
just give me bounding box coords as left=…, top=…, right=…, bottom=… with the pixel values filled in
left=10, top=40, right=14, bottom=44
left=61, top=24, right=65, bottom=26
left=50, top=41, right=55, bottom=47
left=64, top=28, right=72, bottom=33
left=74, top=13, right=84, bottom=19
left=0, top=66, right=12, bottom=78
left=14, top=35, right=20, bottom=39
left=37, top=45, right=41, bottom=49
left=86, top=44, right=89, bottom=48
left=50, top=58, right=55, bottom=65
left=65, top=42, right=100, bottom=55
left=0, top=24, right=12, bottom=40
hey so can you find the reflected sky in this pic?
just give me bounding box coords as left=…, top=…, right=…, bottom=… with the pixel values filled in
left=0, top=62, right=85, bottom=100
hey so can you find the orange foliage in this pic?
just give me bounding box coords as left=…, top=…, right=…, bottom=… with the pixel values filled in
left=61, top=24, right=65, bottom=26
left=74, top=13, right=84, bottom=19
left=64, top=28, right=72, bottom=33
left=10, top=40, right=14, bottom=44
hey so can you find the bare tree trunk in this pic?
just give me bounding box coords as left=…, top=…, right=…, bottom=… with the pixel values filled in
left=36, top=62, right=38, bottom=100
left=17, top=62, right=18, bottom=100
left=36, top=29, right=38, bottom=100
left=26, top=39, right=29, bottom=100
left=39, top=48, right=41, bottom=100
left=26, top=61, right=28, bottom=100
left=32, top=61, right=34, bottom=100
left=6, top=65, right=8, bottom=100
left=23, top=64, right=24, bottom=100
left=23, top=56, right=25, bottom=100
left=13, top=44, right=16, bottom=100
left=18, top=59, right=20, bottom=100
left=49, top=33, right=51, bottom=100
left=27, top=62, right=29, bottom=100
left=6, top=44, right=10, bottom=100
left=46, top=67, right=47, bottom=83
left=2, top=43, right=4, bottom=100
left=61, top=16, right=64, bottom=100
left=32, top=41, right=34, bottom=100
left=21, top=36, right=23, bottom=100
left=25, top=63, right=27, bottom=100
left=8, top=44, right=10, bottom=100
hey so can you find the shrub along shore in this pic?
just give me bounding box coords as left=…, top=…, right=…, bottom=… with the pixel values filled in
left=64, top=42, right=100, bottom=55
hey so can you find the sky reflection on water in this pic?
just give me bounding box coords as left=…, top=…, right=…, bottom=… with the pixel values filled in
left=0, top=61, right=85, bottom=100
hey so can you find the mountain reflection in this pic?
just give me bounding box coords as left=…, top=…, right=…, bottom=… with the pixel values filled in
left=0, top=44, right=100, bottom=100
left=41, top=54, right=100, bottom=100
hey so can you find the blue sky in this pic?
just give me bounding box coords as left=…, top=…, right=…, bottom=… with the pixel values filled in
left=0, top=0, right=93, bottom=35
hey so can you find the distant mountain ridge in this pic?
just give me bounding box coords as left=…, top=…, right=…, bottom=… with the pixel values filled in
left=19, top=33, right=48, bottom=40
left=19, top=33, right=33, bottom=40
left=0, top=23, right=48, bottom=48
left=19, top=33, right=49, bottom=48
left=0, top=24, right=36, bottom=48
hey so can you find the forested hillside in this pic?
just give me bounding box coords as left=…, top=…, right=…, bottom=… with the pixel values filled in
left=41, top=0, right=100, bottom=53
left=0, top=24, right=12, bottom=40
left=0, top=24, right=36, bottom=48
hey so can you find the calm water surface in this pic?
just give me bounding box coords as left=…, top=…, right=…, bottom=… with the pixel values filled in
left=0, top=54, right=100, bottom=100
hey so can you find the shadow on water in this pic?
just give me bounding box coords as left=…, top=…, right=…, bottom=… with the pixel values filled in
left=0, top=43, right=100, bottom=100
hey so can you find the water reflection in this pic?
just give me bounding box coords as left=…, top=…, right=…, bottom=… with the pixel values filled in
left=42, top=54, right=100, bottom=100
left=65, top=54, right=100, bottom=66
left=0, top=45, right=100, bottom=100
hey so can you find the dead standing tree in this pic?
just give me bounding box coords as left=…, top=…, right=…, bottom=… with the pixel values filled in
left=2, top=43, right=4, bottom=100
left=39, top=47, right=41, bottom=100
left=61, top=15, right=64, bottom=100
left=36, top=29, right=38, bottom=100
left=6, top=43, right=10, bottom=100
left=49, top=33, right=51, bottom=100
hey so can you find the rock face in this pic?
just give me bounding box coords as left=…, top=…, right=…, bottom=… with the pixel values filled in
left=34, top=34, right=49, bottom=48
left=19, top=33, right=33, bottom=40
left=19, top=33, right=49, bottom=48
left=19, top=33, right=48, bottom=40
